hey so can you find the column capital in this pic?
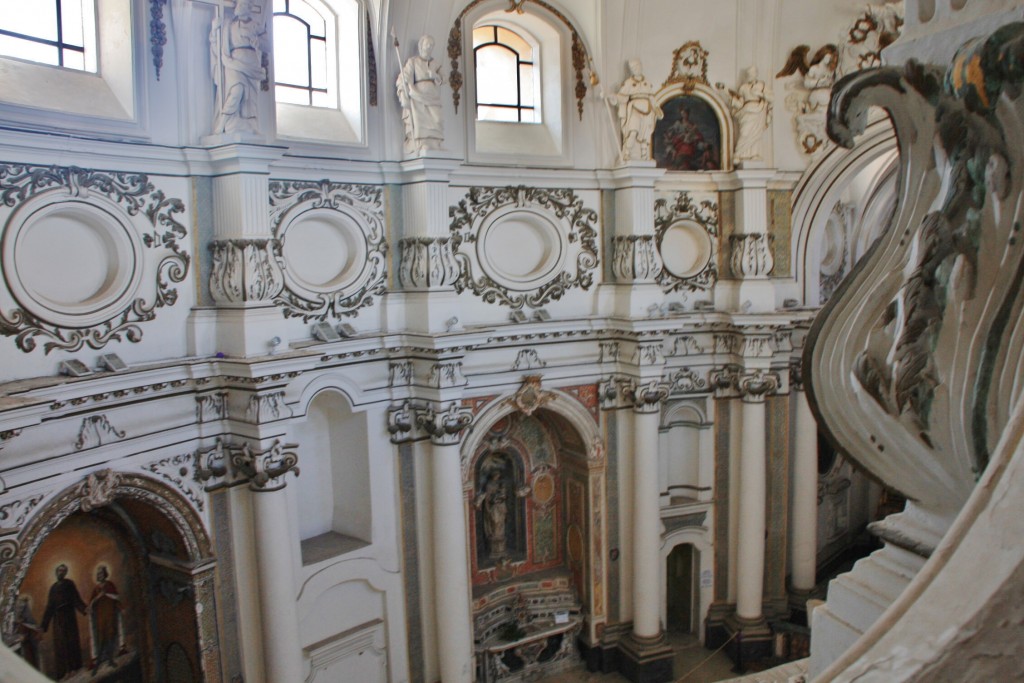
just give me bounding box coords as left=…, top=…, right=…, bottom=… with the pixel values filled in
left=628, top=379, right=670, bottom=414
left=738, top=369, right=781, bottom=403
left=387, top=400, right=475, bottom=445
left=789, top=357, right=805, bottom=392
left=195, top=437, right=299, bottom=491
left=729, top=233, right=775, bottom=279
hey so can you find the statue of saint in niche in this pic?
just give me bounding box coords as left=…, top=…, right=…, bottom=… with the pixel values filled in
left=210, top=0, right=268, bottom=135
left=476, top=470, right=510, bottom=559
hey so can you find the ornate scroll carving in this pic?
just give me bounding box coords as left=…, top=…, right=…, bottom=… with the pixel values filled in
left=244, top=391, right=292, bottom=423
left=665, top=367, right=708, bottom=394
left=74, top=415, right=126, bottom=450
left=448, top=186, right=599, bottom=310
left=654, top=192, right=719, bottom=292
left=0, top=164, right=190, bottom=353
left=729, top=233, right=775, bottom=278
left=0, top=495, right=44, bottom=530
left=143, top=453, right=205, bottom=513
left=267, top=180, right=387, bottom=320
left=447, top=0, right=590, bottom=118
left=512, top=349, right=546, bottom=371
left=611, top=236, right=662, bottom=282
left=626, top=379, right=670, bottom=413
left=398, top=237, right=459, bottom=289
left=737, top=369, right=780, bottom=402
left=209, top=238, right=284, bottom=304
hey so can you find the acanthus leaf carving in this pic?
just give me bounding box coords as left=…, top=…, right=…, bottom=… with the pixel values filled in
left=428, top=362, right=467, bottom=389
left=243, top=391, right=292, bottom=424
left=729, top=233, right=775, bottom=279
left=512, top=349, right=547, bottom=371
left=196, top=392, right=228, bottom=423
left=611, top=236, right=662, bottom=282
left=209, top=238, right=284, bottom=304
left=398, top=237, right=459, bottom=289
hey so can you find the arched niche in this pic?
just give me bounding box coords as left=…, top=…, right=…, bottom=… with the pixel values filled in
left=291, top=387, right=372, bottom=564
left=461, top=383, right=607, bottom=646
left=659, top=399, right=714, bottom=505
left=652, top=83, right=734, bottom=172
left=0, top=472, right=218, bottom=682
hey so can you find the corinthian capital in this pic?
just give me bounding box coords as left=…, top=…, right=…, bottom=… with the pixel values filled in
left=231, top=440, right=300, bottom=492
left=738, top=369, right=780, bottom=402
left=626, top=379, right=670, bottom=413
left=416, top=403, right=475, bottom=446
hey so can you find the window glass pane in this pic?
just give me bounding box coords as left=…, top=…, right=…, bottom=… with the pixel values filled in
left=62, top=48, right=84, bottom=70
left=309, top=36, right=327, bottom=89
left=519, top=108, right=537, bottom=124
left=273, top=15, right=311, bottom=86
left=0, top=34, right=59, bottom=65
left=291, top=0, right=326, bottom=36
left=61, top=0, right=86, bottom=47
left=495, top=26, right=531, bottom=60
left=311, top=90, right=331, bottom=108
left=276, top=84, right=309, bottom=105
left=1, top=1, right=58, bottom=41
left=476, top=44, right=518, bottom=106
left=478, top=105, right=519, bottom=122
left=472, top=26, right=494, bottom=49
left=518, top=63, right=534, bottom=107
left=274, top=0, right=287, bottom=13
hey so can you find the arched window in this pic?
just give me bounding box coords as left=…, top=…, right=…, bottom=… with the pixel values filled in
left=273, top=0, right=329, bottom=106
left=0, top=0, right=97, bottom=71
left=473, top=24, right=538, bottom=123
left=272, top=0, right=364, bottom=145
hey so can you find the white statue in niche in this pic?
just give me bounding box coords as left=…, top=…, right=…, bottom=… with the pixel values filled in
left=210, top=0, right=268, bottom=135
left=727, top=66, right=773, bottom=164
left=397, top=35, right=445, bottom=154
left=610, top=59, right=663, bottom=162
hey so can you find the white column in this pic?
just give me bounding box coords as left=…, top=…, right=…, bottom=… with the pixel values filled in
left=633, top=406, right=663, bottom=638
left=251, top=487, right=304, bottom=682
left=790, top=389, right=819, bottom=592
left=431, top=439, right=474, bottom=682
left=735, top=393, right=768, bottom=621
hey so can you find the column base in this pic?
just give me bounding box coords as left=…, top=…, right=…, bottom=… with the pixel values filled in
left=723, top=613, right=773, bottom=672
left=617, top=632, right=674, bottom=683
left=703, top=602, right=734, bottom=649
left=579, top=622, right=629, bottom=674
left=787, top=586, right=816, bottom=626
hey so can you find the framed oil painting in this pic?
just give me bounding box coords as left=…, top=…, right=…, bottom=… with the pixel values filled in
left=654, top=95, right=722, bottom=171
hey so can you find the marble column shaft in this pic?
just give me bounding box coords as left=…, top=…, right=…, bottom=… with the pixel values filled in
left=736, top=395, right=768, bottom=621
left=791, top=390, right=819, bottom=592
left=632, top=408, right=663, bottom=638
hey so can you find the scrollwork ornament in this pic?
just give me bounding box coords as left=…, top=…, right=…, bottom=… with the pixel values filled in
left=654, top=192, right=719, bottom=292
left=666, top=367, right=708, bottom=394
left=505, top=375, right=556, bottom=416
left=0, top=164, right=190, bottom=353
left=267, top=180, right=387, bottom=321
left=143, top=454, right=205, bottom=512
left=448, top=186, right=599, bottom=310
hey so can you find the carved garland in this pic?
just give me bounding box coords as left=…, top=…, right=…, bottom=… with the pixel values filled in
left=653, top=192, right=719, bottom=292
left=268, top=179, right=387, bottom=321
left=0, top=164, right=190, bottom=353
left=448, top=186, right=599, bottom=310
left=448, top=0, right=590, bottom=119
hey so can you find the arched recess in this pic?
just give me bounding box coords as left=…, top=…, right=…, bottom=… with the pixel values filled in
left=0, top=472, right=219, bottom=682
left=290, top=386, right=372, bottom=563
left=659, top=529, right=713, bottom=642
left=461, top=385, right=607, bottom=649
left=659, top=400, right=714, bottom=505
left=790, top=117, right=898, bottom=304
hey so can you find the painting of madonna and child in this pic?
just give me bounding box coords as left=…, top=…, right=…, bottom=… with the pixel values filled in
left=10, top=515, right=144, bottom=682
left=654, top=95, right=722, bottom=172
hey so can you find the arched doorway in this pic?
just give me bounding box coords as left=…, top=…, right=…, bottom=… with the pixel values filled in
left=666, top=544, right=700, bottom=634
left=1, top=472, right=219, bottom=682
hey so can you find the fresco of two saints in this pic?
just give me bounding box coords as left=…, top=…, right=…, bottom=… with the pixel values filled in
left=13, top=563, right=128, bottom=681
left=10, top=513, right=140, bottom=682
